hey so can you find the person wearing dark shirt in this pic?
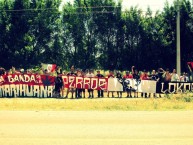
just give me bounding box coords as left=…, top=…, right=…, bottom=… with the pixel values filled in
left=65, top=66, right=77, bottom=99
left=132, top=69, right=140, bottom=98
left=150, top=70, right=158, bottom=81
left=81, top=70, right=86, bottom=98
left=116, top=72, right=123, bottom=98
left=0, top=67, right=5, bottom=76
left=156, top=68, right=164, bottom=97
left=149, top=70, right=158, bottom=98
left=76, top=69, right=83, bottom=99
left=54, top=73, right=63, bottom=98
left=96, top=70, right=104, bottom=98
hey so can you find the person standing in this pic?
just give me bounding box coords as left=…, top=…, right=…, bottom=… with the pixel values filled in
left=96, top=70, right=104, bottom=98
left=107, top=70, right=115, bottom=98
left=156, top=68, right=164, bottom=97
left=123, top=71, right=133, bottom=98
left=81, top=70, right=86, bottom=98
left=163, top=68, right=171, bottom=94
left=54, top=73, right=63, bottom=98
left=76, top=69, right=83, bottom=99
left=149, top=70, right=158, bottom=98
left=0, top=67, right=5, bottom=76
left=180, top=72, right=189, bottom=82
left=86, top=69, right=95, bottom=98
left=171, top=69, right=179, bottom=82
left=170, top=68, right=180, bottom=93
left=123, top=71, right=133, bottom=79
left=140, top=70, right=149, bottom=98
left=65, top=65, right=77, bottom=99
left=132, top=68, right=140, bottom=98
left=56, top=67, right=65, bottom=97
left=116, top=72, right=123, bottom=98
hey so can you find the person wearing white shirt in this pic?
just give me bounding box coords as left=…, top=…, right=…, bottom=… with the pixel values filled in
left=171, top=69, right=179, bottom=82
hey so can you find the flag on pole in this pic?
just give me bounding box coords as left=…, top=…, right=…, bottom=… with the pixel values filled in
left=41, top=63, right=57, bottom=73
left=187, top=62, right=193, bottom=69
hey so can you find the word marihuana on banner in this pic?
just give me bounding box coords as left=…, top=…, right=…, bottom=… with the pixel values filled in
left=0, top=74, right=55, bottom=98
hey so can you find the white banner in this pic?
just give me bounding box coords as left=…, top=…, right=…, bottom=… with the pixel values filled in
left=141, top=80, right=157, bottom=93
left=108, top=78, right=123, bottom=91
left=124, top=79, right=157, bottom=93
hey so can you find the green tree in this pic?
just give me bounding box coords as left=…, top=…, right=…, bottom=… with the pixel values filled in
left=161, top=0, right=193, bottom=71
left=0, top=0, right=13, bottom=69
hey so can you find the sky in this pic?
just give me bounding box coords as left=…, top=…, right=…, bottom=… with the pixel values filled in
left=121, top=0, right=174, bottom=12
left=60, top=0, right=177, bottom=12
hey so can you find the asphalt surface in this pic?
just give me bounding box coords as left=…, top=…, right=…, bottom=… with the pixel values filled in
left=0, top=111, right=193, bottom=145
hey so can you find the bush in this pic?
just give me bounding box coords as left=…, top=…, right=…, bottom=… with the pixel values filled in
left=183, top=96, right=193, bottom=102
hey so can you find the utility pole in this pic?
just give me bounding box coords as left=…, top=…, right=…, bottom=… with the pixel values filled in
left=176, top=0, right=181, bottom=76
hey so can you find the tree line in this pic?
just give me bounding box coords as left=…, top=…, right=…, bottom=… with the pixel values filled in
left=0, top=0, right=193, bottom=72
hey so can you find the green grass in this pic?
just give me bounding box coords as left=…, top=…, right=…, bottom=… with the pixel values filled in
left=1, top=93, right=193, bottom=111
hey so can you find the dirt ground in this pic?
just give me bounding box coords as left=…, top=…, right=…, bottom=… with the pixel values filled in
left=0, top=111, right=193, bottom=145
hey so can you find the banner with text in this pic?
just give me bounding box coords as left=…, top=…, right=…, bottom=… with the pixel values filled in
left=1, top=74, right=193, bottom=97
left=0, top=74, right=55, bottom=98
left=62, top=76, right=108, bottom=90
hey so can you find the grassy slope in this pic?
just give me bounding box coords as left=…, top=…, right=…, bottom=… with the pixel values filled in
left=1, top=93, right=193, bottom=111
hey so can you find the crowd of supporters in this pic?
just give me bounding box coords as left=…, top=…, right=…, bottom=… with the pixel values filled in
left=0, top=64, right=193, bottom=99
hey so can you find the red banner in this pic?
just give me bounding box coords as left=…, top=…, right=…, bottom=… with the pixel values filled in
left=0, top=74, right=108, bottom=98
left=0, top=74, right=55, bottom=86
left=187, top=62, right=193, bottom=69
left=0, top=74, right=108, bottom=90
left=62, top=76, right=108, bottom=90
left=0, top=74, right=55, bottom=98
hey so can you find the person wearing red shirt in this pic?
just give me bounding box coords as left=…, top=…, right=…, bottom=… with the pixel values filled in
left=140, top=70, right=149, bottom=80
left=123, top=71, right=133, bottom=79
left=140, top=70, right=149, bottom=98
left=116, top=72, right=123, bottom=98
left=107, top=70, right=114, bottom=78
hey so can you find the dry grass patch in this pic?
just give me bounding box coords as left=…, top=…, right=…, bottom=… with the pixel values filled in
left=1, top=93, right=193, bottom=111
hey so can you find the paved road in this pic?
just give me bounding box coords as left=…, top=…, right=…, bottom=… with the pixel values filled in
left=0, top=111, right=193, bottom=145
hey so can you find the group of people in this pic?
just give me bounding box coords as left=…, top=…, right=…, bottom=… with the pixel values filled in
left=54, top=65, right=192, bottom=99
left=1, top=65, right=193, bottom=99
